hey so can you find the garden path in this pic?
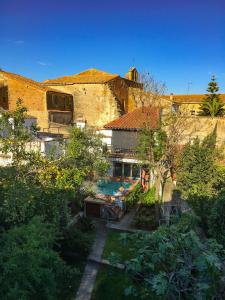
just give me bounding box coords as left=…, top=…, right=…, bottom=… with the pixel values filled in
left=107, top=209, right=136, bottom=232
left=75, top=221, right=107, bottom=300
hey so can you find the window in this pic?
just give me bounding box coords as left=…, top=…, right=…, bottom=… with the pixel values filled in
left=172, top=103, right=179, bottom=113
left=191, top=110, right=195, bottom=116
left=124, top=164, right=131, bottom=177
left=113, top=163, right=122, bottom=177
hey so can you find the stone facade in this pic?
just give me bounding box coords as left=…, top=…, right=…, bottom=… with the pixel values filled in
left=43, top=68, right=142, bottom=129
left=0, top=70, right=73, bottom=134
left=164, top=93, right=225, bottom=116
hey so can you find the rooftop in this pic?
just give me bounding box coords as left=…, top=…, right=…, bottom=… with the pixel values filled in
left=104, top=106, right=160, bottom=130
left=0, top=70, right=71, bottom=95
left=164, top=93, right=225, bottom=104
left=44, top=68, right=119, bottom=84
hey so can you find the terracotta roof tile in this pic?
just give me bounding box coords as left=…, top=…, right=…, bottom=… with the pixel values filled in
left=0, top=70, right=71, bottom=95
left=164, top=94, right=225, bottom=104
left=44, top=68, right=119, bottom=84
left=104, top=107, right=160, bottom=130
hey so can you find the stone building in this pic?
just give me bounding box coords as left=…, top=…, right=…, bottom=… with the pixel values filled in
left=103, top=106, right=160, bottom=180
left=0, top=70, right=73, bottom=134
left=165, top=93, right=225, bottom=116
left=43, top=68, right=142, bottom=129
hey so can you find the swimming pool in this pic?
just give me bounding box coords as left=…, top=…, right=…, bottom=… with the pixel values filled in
left=96, top=180, right=131, bottom=195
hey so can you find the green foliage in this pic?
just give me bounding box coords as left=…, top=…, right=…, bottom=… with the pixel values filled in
left=177, top=129, right=217, bottom=199
left=0, top=179, right=71, bottom=230
left=76, top=215, right=95, bottom=232
left=0, top=99, right=40, bottom=173
left=0, top=217, right=79, bottom=300
left=60, top=227, right=93, bottom=258
left=208, top=190, right=225, bottom=247
left=187, top=194, right=213, bottom=233
left=103, top=230, right=135, bottom=261
left=140, top=186, right=156, bottom=205
left=92, top=266, right=137, bottom=300
left=125, top=184, right=142, bottom=210
left=65, top=127, right=109, bottom=178
left=134, top=205, right=158, bottom=230
left=213, top=165, right=225, bottom=191
left=114, top=217, right=225, bottom=299
left=170, top=212, right=200, bottom=232
left=136, top=126, right=167, bottom=166
left=199, top=75, right=224, bottom=117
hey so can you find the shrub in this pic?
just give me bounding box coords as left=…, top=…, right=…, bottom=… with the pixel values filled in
left=187, top=194, right=214, bottom=233
left=113, top=221, right=225, bottom=300
left=76, top=215, right=95, bottom=232
left=208, top=190, right=225, bottom=247
left=0, top=217, right=78, bottom=300
left=134, top=205, right=158, bottom=230
left=140, top=186, right=156, bottom=205
left=170, top=212, right=200, bottom=232
left=125, top=184, right=142, bottom=210
left=60, top=228, right=93, bottom=258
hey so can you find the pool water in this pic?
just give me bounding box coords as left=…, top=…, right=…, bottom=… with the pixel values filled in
left=96, top=180, right=131, bottom=195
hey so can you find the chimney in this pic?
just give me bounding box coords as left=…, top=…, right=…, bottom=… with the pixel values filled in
left=125, top=67, right=138, bottom=82
left=170, top=93, right=174, bottom=101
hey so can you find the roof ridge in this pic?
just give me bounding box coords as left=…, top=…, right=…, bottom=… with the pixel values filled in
left=0, top=70, right=72, bottom=95
left=44, top=68, right=119, bottom=84
left=0, top=70, right=47, bottom=91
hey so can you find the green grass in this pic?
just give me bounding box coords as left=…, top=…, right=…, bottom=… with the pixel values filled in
left=91, top=266, right=138, bottom=300
left=103, top=229, right=135, bottom=261
left=92, top=230, right=139, bottom=300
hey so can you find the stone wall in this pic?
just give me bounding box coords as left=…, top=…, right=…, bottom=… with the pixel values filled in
left=6, top=77, right=49, bottom=130
left=46, top=82, right=122, bottom=128
left=179, top=116, right=225, bottom=146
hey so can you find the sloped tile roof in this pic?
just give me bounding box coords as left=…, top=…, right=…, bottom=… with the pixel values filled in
left=104, top=107, right=160, bottom=130
left=0, top=70, right=71, bottom=95
left=164, top=94, right=225, bottom=104
left=44, top=68, right=119, bottom=84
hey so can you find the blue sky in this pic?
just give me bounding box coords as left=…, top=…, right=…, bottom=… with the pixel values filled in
left=0, top=0, right=225, bottom=94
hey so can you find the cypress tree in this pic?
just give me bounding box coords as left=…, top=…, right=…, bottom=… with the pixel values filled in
left=199, top=75, right=224, bottom=117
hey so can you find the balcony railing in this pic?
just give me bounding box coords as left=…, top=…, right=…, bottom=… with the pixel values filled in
left=110, top=147, right=137, bottom=157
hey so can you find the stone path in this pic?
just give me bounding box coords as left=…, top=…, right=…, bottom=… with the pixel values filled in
left=107, top=209, right=136, bottom=232
left=75, top=221, right=107, bottom=300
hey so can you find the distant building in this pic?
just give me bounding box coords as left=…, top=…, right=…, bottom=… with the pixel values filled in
left=164, top=93, right=225, bottom=116
left=43, top=67, right=142, bottom=129
left=0, top=113, right=64, bottom=166
left=103, top=106, right=160, bottom=181
left=0, top=70, right=73, bottom=135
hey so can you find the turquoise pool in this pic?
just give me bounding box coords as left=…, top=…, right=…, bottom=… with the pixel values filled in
left=96, top=180, right=131, bottom=195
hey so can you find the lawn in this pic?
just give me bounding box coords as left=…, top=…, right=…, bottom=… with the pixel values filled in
left=91, top=266, right=138, bottom=300
left=92, top=230, right=139, bottom=300
left=102, top=229, right=135, bottom=261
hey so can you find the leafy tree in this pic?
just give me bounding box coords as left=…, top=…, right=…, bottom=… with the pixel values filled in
left=0, top=217, right=78, bottom=300
left=0, top=99, right=40, bottom=171
left=177, top=128, right=217, bottom=199
left=111, top=214, right=225, bottom=299
left=65, top=126, right=109, bottom=177
left=208, top=190, right=225, bottom=247
left=199, top=75, right=224, bottom=117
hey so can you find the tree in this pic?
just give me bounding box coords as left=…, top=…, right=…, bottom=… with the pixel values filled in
left=0, top=99, right=39, bottom=170
left=136, top=110, right=189, bottom=203
left=110, top=214, right=225, bottom=300
left=177, top=128, right=217, bottom=199
left=199, top=75, right=224, bottom=117
left=208, top=190, right=225, bottom=247
left=131, top=71, right=167, bottom=108
left=0, top=217, right=78, bottom=300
